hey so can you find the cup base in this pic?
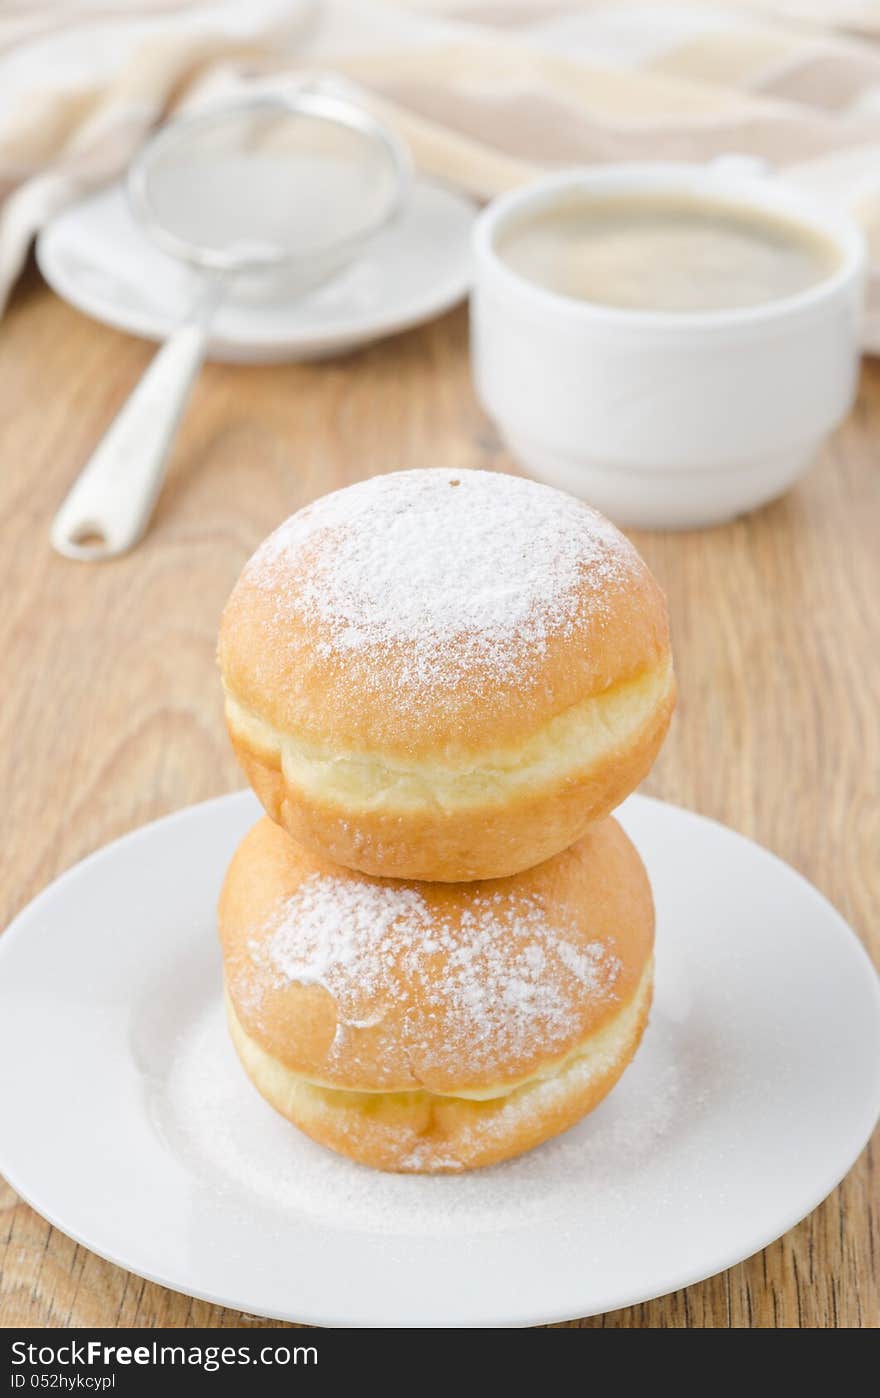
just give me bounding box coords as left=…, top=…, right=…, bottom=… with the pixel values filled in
left=498, top=428, right=820, bottom=530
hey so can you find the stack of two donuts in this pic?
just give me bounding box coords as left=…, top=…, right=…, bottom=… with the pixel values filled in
left=217, top=469, right=675, bottom=1173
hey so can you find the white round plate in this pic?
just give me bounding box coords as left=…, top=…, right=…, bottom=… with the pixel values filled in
left=36, top=179, right=475, bottom=362
left=1, top=792, right=877, bottom=1328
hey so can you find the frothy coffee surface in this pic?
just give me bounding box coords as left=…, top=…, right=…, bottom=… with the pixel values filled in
left=496, top=194, right=839, bottom=313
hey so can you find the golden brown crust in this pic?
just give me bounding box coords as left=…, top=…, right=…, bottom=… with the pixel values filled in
left=220, top=562, right=670, bottom=760
left=218, top=469, right=674, bottom=881
left=217, top=470, right=673, bottom=760
left=219, top=816, right=654, bottom=1095
left=225, top=963, right=653, bottom=1172
left=226, top=672, right=674, bottom=881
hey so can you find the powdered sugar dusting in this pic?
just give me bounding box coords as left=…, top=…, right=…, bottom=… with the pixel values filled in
left=244, top=469, right=632, bottom=694
left=244, top=872, right=621, bottom=1082
left=158, top=996, right=690, bottom=1238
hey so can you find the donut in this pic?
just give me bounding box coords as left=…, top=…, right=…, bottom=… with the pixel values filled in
left=219, top=468, right=674, bottom=882
left=219, top=816, right=654, bottom=1173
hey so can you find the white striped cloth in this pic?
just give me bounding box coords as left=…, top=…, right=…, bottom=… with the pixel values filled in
left=5, top=0, right=880, bottom=334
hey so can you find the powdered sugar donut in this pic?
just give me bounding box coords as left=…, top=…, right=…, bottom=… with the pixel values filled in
left=219, top=816, right=654, bottom=1173
left=219, top=468, right=674, bottom=881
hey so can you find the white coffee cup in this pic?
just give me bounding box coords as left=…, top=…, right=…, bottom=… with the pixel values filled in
left=471, top=163, right=866, bottom=529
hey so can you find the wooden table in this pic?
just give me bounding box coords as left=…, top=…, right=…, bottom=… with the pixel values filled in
left=1, top=265, right=877, bottom=1329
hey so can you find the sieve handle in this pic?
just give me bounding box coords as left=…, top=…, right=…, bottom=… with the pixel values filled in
left=51, top=313, right=211, bottom=562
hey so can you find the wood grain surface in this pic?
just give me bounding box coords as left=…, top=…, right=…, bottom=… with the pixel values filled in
left=0, top=266, right=877, bottom=1329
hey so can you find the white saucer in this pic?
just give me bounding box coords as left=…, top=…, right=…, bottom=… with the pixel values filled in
left=36, top=179, right=475, bottom=362
left=0, top=792, right=877, bottom=1328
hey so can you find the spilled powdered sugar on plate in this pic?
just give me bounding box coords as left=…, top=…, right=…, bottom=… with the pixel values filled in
left=241, top=872, right=620, bottom=1081
left=244, top=469, right=634, bottom=694
left=158, top=996, right=691, bottom=1238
